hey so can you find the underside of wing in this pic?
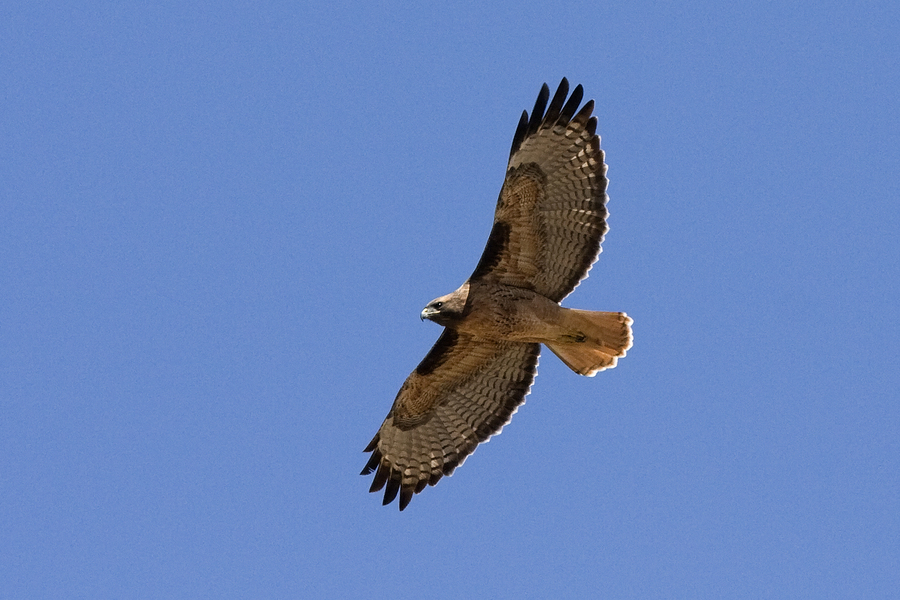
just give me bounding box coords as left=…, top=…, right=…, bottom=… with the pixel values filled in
left=361, top=330, right=540, bottom=510
left=470, top=78, right=609, bottom=302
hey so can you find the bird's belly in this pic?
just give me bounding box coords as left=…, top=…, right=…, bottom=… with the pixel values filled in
left=457, top=284, right=566, bottom=343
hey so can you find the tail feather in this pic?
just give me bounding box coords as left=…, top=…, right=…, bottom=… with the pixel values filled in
left=546, top=310, right=633, bottom=376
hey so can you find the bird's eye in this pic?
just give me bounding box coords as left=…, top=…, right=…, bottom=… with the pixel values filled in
left=433, top=302, right=443, bottom=310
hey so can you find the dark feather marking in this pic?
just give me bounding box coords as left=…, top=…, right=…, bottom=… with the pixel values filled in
left=469, top=220, right=510, bottom=281
left=543, top=78, right=569, bottom=126
left=360, top=446, right=381, bottom=474
left=362, top=432, right=380, bottom=453
left=509, top=111, right=529, bottom=159
left=383, top=475, right=400, bottom=506
left=509, top=78, right=583, bottom=158
left=415, top=330, right=459, bottom=376
left=398, top=487, right=413, bottom=510
left=527, top=83, right=549, bottom=135
left=369, top=462, right=389, bottom=493
left=573, top=99, right=594, bottom=126
left=559, top=84, right=584, bottom=123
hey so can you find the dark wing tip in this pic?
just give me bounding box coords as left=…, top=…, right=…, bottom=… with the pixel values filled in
left=573, top=99, right=595, bottom=127
left=360, top=449, right=381, bottom=475
left=543, top=78, right=569, bottom=126
left=382, top=475, right=401, bottom=506
left=509, top=110, right=530, bottom=159
left=527, top=83, right=550, bottom=135
left=398, top=487, right=413, bottom=511
left=508, top=79, right=591, bottom=160
left=362, top=432, right=380, bottom=454
left=559, top=84, right=584, bottom=123
left=361, top=445, right=423, bottom=510
left=368, top=460, right=390, bottom=493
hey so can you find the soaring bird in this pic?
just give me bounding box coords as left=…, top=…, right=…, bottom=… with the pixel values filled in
left=362, top=79, right=632, bottom=510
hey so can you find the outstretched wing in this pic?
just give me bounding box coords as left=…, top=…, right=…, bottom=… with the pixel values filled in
left=361, top=330, right=540, bottom=510
left=470, top=78, right=609, bottom=302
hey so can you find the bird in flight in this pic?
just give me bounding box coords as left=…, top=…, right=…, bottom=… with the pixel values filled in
left=362, top=78, right=632, bottom=510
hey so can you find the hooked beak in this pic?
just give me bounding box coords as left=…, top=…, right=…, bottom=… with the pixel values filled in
left=420, top=306, right=439, bottom=322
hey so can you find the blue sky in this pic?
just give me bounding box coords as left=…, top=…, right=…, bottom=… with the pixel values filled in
left=2, top=1, right=898, bottom=598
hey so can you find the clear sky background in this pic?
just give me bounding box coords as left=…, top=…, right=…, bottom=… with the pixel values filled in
left=2, top=1, right=898, bottom=598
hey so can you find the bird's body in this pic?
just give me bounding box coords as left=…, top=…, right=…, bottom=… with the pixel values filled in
left=429, top=280, right=628, bottom=359
left=362, top=79, right=633, bottom=509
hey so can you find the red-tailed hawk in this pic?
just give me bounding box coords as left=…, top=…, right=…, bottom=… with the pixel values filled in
left=362, top=79, right=633, bottom=510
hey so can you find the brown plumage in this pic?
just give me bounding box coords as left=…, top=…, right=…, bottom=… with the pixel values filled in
left=362, top=79, right=633, bottom=510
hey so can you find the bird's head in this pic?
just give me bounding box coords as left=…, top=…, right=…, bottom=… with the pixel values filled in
left=421, top=283, right=469, bottom=326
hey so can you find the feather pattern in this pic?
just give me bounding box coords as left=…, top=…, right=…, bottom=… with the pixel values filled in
left=362, top=79, right=625, bottom=510
left=362, top=335, right=539, bottom=510
left=473, top=78, right=609, bottom=302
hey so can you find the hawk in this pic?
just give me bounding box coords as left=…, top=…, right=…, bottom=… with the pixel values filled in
left=361, top=79, right=633, bottom=510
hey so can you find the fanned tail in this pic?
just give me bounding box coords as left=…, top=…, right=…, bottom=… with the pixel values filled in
left=546, top=310, right=633, bottom=376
